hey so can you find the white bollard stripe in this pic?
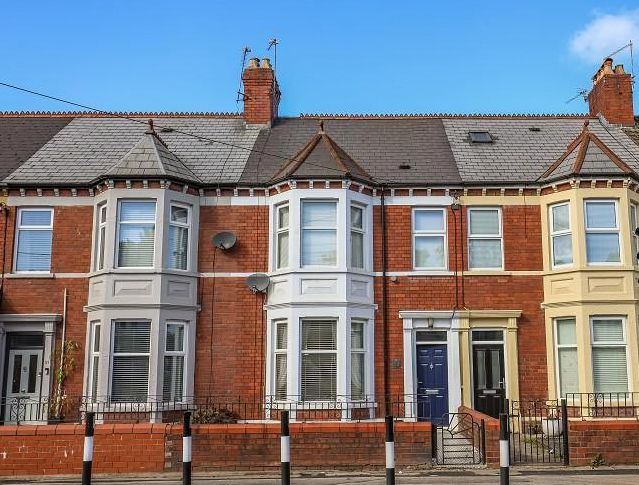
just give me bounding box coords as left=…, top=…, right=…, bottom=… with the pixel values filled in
left=385, top=441, right=395, bottom=469
left=183, top=436, right=192, bottom=463
left=83, top=436, right=93, bottom=462
left=499, top=439, right=510, bottom=467
left=281, top=436, right=290, bottom=463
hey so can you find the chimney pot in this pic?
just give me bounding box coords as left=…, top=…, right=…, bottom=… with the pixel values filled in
left=588, top=57, right=634, bottom=125
left=242, top=57, right=281, bottom=125
left=260, top=58, right=272, bottom=69
left=247, top=58, right=260, bottom=69
left=614, top=64, right=626, bottom=75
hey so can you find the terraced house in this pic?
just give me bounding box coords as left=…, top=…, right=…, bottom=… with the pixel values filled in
left=1, top=56, right=639, bottom=433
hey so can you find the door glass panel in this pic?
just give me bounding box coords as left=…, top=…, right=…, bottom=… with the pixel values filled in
left=476, top=350, right=486, bottom=389
left=490, top=349, right=501, bottom=388
left=27, top=354, right=38, bottom=393
left=11, top=354, right=22, bottom=393
left=416, top=331, right=447, bottom=342
left=472, top=330, right=503, bottom=342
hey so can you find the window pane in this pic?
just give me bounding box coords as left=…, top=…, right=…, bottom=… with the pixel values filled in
left=93, top=325, right=101, bottom=352
left=118, top=224, right=155, bottom=267
left=169, top=225, right=188, bottom=270
left=275, top=354, right=287, bottom=400
left=586, top=202, right=616, bottom=229
left=469, top=210, right=499, bottom=235
left=114, top=322, right=151, bottom=353
left=415, top=236, right=445, bottom=268
left=552, top=234, right=573, bottom=266
left=16, top=230, right=52, bottom=271
left=278, top=205, right=289, bottom=229
left=120, top=201, right=156, bottom=222
left=111, top=356, right=149, bottom=402
left=27, top=354, right=38, bottom=393
left=170, top=206, right=188, bottom=224
left=277, top=231, right=289, bottom=268
left=98, top=225, right=106, bottom=270
left=351, top=232, right=364, bottom=268
left=556, top=319, right=576, bottom=345
left=468, top=239, right=502, bottom=269
left=302, top=202, right=336, bottom=227
left=593, top=347, right=628, bottom=393
left=351, top=353, right=365, bottom=400
left=302, top=230, right=336, bottom=266
left=100, top=205, right=107, bottom=224
left=351, top=322, right=364, bottom=349
left=558, top=348, right=579, bottom=397
left=21, top=210, right=51, bottom=226
left=551, top=204, right=570, bottom=232
left=302, top=321, right=337, bottom=350
left=416, top=331, right=447, bottom=342
left=301, top=353, right=337, bottom=401
left=631, top=206, right=638, bottom=264
left=276, top=322, right=287, bottom=350
left=163, top=355, right=184, bottom=401
left=414, top=210, right=444, bottom=231
left=586, top=233, right=620, bottom=263
left=351, top=206, right=363, bottom=230
left=472, top=330, right=503, bottom=342
left=91, top=356, right=99, bottom=398
left=166, top=324, right=185, bottom=352
left=592, top=319, right=624, bottom=342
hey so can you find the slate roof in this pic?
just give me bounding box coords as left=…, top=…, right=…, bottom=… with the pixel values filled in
left=0, top=117, right=73, bottom=182
left=104, top=121, right=202, bottom=184
left=270, top=121, right=374, bottom=183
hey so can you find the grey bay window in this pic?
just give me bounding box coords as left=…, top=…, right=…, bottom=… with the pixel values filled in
left=413, top=208, right=447, bottom=270
left=350, top=204, right=365, bottom=269
left=301, top=319, right=337, bottom=401
left=168, top=204, right=190, bottom=270
left=111, top=321, right=151, bottom=402
left=301, top=201, right=337, bottom=266
left=350, top=321, right=366, bottom=400
left=276, top=204, right=289, bottom=269
left=550, top=203, right=572, bottom=267
left=95, top=204, right=107, bottom=271
left=274, top=321, right=288, bottom=400
left=163, top=322, right=186, bottom=401
left=117, top=200, right=156, bottom=268
left=88, top=321, right=101, bottom=400
left=585, top=200, right=620, bottom=264
left=468, top=207, right=503, bottom=270
left=15, top=208, right=53, bottom=272
left=591, top=317, right=628, bottom=393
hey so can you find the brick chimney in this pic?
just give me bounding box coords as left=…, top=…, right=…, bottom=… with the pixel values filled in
left=242, top=57, right=281, bottom=125
left=588, top=57, right=635, bottom=125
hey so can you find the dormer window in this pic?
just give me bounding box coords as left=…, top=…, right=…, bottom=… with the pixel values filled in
left=116, top=200, right=156, bottom=268
left=301, top=201, right=337, bottom=267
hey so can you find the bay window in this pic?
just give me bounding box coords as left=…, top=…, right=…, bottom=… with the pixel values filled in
left=555, top=318, right=578, bottom=397
left=301, top=201, right=337, bottom=266
left=168, top=204, right=190, bottom=270
left=350, top=321, right=366, bottom=400
left=274, top=321, right=288, bottom=400
left=301, top=320, right=337, bottom=401
left=468, top=208, right=503, bottom=270
left=276, top=204, right=289, bottom=269
left=88, top=321, right=101, bottom=401
left=550, top=203, right=572, bottom=267
left=585, top=200, right=620, bottom=264
left=631, top=203, right=638, bottom=265
left=163, top=322, right=186, bottom=402
left=110, top=321, right=151, bottom=402
left=591, top=317, right=628, bottom=394
left=413, top=208, right=447, bottom=270
left=350, top=204, right=365, bottom=269
left=117, top=200, right=156, bottom=268
left=95, top=204, right=107, bottom=271
left=15, top=208, right=53, bottom=272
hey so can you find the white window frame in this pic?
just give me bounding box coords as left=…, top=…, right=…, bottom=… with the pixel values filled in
left=300, top=319, right=338, bottom=402
left=115, top=199, right=157, bottom=269
left=88, top=321, right=101, bottom=401
left=553, top=317, right=578, bottom=398
left=300, top=200, right=338, bottom=268
left=631, top=203, right=639, bottom=266
left=275, top=203, right=289, bottom=270
left=14, top=207, right=54, bottom=273
left=350, top=320, right=367, bottom=401
left=108, top=320, right=152, bottom=401
left=584, top=200, right=621, bottom=266
left=95, top=204, right=108, bottom=271
left=412, top=207, right=448, bottom=270
left=167, top=203, right=191, bottom=271
left=350, top=203, right=366, bottom=270
left=590, top=316, right=629, bottom=394
left=549, top=202, right=572, bottom=268
left=273, top=320, right=288, bottom=401
left=467, top=207, right=504, bottom=270
left=163, top=321, right=187, bottom=402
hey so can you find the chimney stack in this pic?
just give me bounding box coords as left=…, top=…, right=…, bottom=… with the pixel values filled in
left=242, top=57, right=280, bottom=126
left=588, top=57, right=634, bottom=125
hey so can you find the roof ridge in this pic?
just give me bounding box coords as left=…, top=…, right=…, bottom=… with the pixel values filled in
left=299, top=113, right=591, bottom=120
left=0, top=111, right=242, bottom=118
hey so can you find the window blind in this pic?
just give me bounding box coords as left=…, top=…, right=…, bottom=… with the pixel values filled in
left=592, top=319, right=624, bottom=341
left=16, top=209, right=53, bottom=272
left=301, top=320, right=337, bottom=401
left=163, top=356, right=184, bottom=401
left=469, top=209, right=499, bottom=235
left=593, top=348, right=628, bottom=393
left=301, top=201, right=337, bottom=266
left=111, top=322, right=151, bottom=402
left=117, top=201, right=155, bottom=268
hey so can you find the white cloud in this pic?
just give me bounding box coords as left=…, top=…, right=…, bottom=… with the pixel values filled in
left=570, top=10, right=639, bottom=63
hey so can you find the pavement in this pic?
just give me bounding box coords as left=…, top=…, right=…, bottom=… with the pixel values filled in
left=2, top=467, right=639, bottom=485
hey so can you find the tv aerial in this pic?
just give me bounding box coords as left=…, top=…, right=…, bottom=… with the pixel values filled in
left=236, top=46, right=251, bottom=104
left=565, top=89, right=589, bottom=104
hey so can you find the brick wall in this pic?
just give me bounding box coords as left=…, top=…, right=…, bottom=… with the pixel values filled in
left=568, top=420, right=639, bottom=466
left=458, top=406, right=500, bottom=467
left=0, top=421, right=431, bottom=476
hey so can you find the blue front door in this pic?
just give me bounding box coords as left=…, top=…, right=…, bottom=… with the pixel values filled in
left=416, top=344, right=449, bottom=423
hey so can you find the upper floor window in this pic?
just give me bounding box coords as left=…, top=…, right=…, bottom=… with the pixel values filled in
left=413, top=208, right=447, bottom=270
left=350, top=204, right=365, bottom=269
left=584, top=200, right=620, bottom=264
left=631, top=203, right=639, bottom=265
left=95, top=204, right=107, bottom=271
left=15, top=208, right=53, bottom=272
left=301, top=201, right=337, bottom=267
left=550, top=203, right=572, bottom=267
left=468, top=208, right=503, bottom=270
left=168, top=204, right=190, bottom=271
left=591, top=317, right=628, bottom=393
left=276, top=204, right=289, bottom=269
left=117, top=200, right=156, bottom=268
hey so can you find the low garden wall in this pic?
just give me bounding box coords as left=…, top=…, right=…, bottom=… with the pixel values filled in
left=568, top=419, right=639, bottom=466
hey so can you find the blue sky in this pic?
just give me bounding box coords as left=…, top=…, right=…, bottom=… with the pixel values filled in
left=1, top=1, right=638, bottom=115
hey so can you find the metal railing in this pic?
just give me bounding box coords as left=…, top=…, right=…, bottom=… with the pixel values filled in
left=564, top=392, right=639, bottom=418
left=0, top=394, right=437, bottom=425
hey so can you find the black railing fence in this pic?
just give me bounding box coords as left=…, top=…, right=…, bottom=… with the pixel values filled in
left=0, top=394, right=437, bottom=425
left=564, top=392, right=639, bottom=418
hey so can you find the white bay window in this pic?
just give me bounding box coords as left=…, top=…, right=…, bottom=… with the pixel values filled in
left=350, top=321, right=366, bottom=400
left=163, top=322, right=186, bottom=402
left=350, top=204, right=365, bottom=269
left=550, top=203, right=572, bottom=267
left=276, top=204, right=289, bottom=269
left=88, top=321, right=101, bottom=401
left=301, top=320, right=337, bottom=401
left=117, top=201, right=156, bottom=268
left=585, top=200, right=620, bottom=264
left=274, top=321, right=288, bottom=400
left=301, top=201, right=337, bottom=267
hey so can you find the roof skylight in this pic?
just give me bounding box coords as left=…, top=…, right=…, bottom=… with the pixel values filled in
left=469, top=131, right=493, bottom=143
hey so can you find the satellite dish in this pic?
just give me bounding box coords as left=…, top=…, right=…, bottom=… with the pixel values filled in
left=213, top=231, right=237, bottom=250
left=246, top=273, right=270, bottom=293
